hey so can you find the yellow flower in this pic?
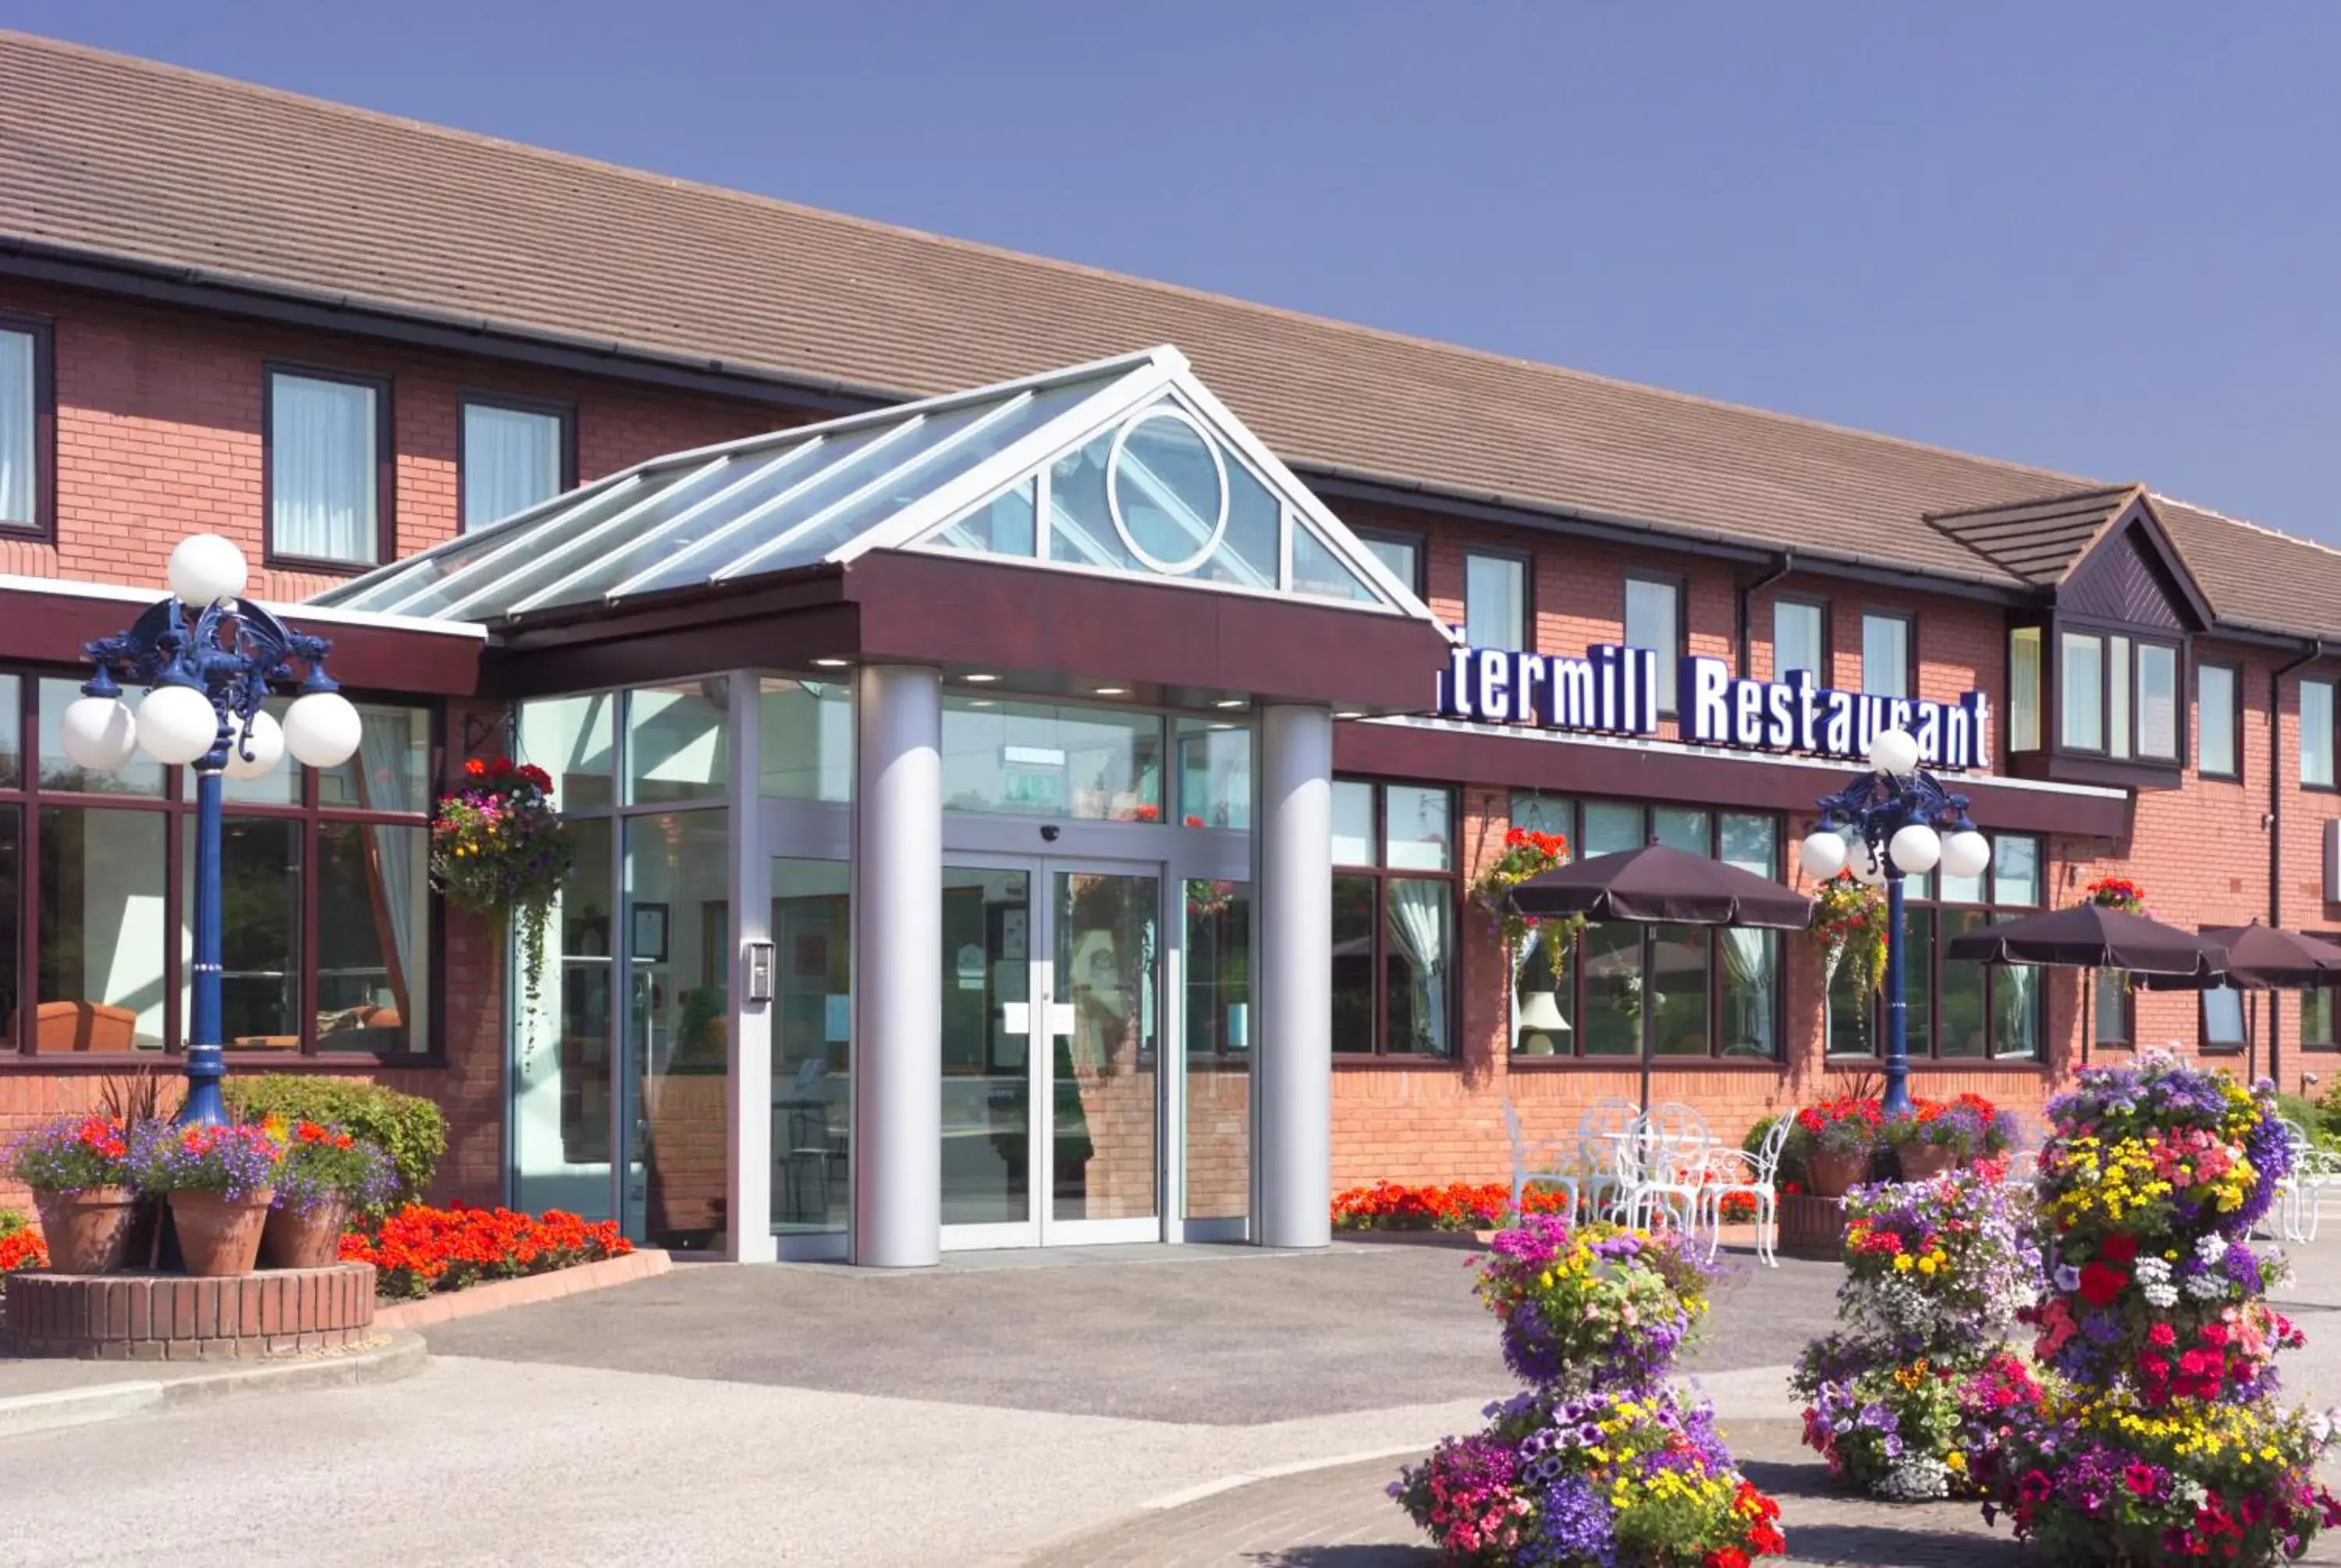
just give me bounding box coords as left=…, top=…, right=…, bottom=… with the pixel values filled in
left=1893, top=1254, right=1915, bottom=1272
left=1946, top=1450, right=1966, bottom=1472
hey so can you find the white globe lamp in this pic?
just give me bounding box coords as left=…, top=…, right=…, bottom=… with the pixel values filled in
left=1888, top=822, right=1942, bottom=875
left=59, top=694, right=137, bottom=772
left=222, top=708, right=286, bottom=781
left=1867, top=727, right=1921, bottom=777
left=166, top=533, right=248, bottom=607
left=1798, top=831, right=1848, bottom=882
left=1939, top=828, right=1992, bottom=881
left=1851, top=843, right=1888, bottom=886
left=136, top=684, right=222, bottom=766
left=283, top=689, right=362, bottom=768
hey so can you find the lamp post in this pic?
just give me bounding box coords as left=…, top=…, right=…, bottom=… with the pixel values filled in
left=59, top=534, right=362, bottom=1127
left=1796, top=727, right=1991, bottom=1119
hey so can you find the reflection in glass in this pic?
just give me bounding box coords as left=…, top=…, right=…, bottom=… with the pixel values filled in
left=318, top=704, right=432, bottom=812
left=1186, top=878, right=1250, bottom=1220
left=1056, top=871, right=1157, bottom=1222
left=0, top=811, right=15, bottom=1049
left=942, top=867, right=1031, bottom=1225
left=1330, top=874, right=1377, bottom=1052
left=1994, top=835, right=2041, bottom=906
left=773, top=858, right=851, bottom=1236
left=513, top=817, right=615, bottom=1219
left=1384, top=786, right=1451, bottom=871
left=1902, top=910, right=1935, bottom=1059
left=759, top=679, right=854, bottom=803
left=1827, top=958, right=1873, bottom=1059
left=1514, top=924, right=1574, bottom=1057
left=1937, top=910, right=1987, bottom=1058
left=39, top=807, right=166, bottom=1049
left=623, top=809, right=731, bottom=1251
left=1290, top=517, right=1378, bottom=603
left=627, top=683, right=730, bottom=807
left=1582, top=803, right=1643, bottom=857
left=2203, top=984, right=2247, bottom=1050
left=517, top=693, right=616, bottom=812
left=314, top=822, right=428, bottom=1054
left=1580, top=922, right=1641, bottom=1057
left=1648, top=924, right=1711, bottom=1055
left=1995, top=963, right=2041, bottom=1059
left=1176, top=720, right=1251, bottom=830
left=1330, top=781, right=1376, bottom=866
left=941, top=699, right=1161, bottom=820
left=1510, top=795, right=1572, bottom=839
left=929, top=480, right=1037, bottom=558
left=197, top=817, right=299, bottom=1047
left=1653, top=808, right=1708, bottom=855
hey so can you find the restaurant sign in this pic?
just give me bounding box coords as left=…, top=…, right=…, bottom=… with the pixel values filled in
left=1435, top=643, right=1991, bottom=772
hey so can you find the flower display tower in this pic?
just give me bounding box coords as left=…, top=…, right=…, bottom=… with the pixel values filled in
left=1392, top=1217, right=1786, bottom=1566
left=1964, top=1057, right=2341, bottom=1563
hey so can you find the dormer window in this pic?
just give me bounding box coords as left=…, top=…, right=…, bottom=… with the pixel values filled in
left=2059, top=630, right=2181, bottom=762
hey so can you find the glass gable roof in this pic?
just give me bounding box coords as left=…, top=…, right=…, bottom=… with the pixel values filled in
left=313, top=347, right=1440, bottom=629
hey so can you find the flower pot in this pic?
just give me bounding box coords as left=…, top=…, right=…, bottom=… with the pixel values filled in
left=30, top=1186, right=138, bottom=1274
left=1806, top=1151, right=1869, bottom=1199
left=169, top=1189, right=274, bottom=1278
left=260, top=1199, right=350, bottom=1270
left=1896, top=1144, right=1961, bottom=1180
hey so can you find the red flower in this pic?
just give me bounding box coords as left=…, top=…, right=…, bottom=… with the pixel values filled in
left=464, top=757, right=487, bottom=777
left=2125, top=1464, right=2161, bottom=1499
left=2100, top=1233, right=2140, bottom=1265
left=2077, top=1261, right=2128, bottom=1307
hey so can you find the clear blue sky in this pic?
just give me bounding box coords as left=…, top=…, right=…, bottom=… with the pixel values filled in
left=16, top=3, right=2341, bottom=542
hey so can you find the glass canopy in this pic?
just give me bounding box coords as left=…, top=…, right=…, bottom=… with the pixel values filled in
left=313, top=347, right=1439, bottom=628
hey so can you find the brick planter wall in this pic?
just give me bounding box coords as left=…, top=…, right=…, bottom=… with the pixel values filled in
left=1775, top=1194, right=1850, bottom=1261
left=2, top=1263, right=376, bottom=1360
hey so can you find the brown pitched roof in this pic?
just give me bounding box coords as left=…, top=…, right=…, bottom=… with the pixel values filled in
left=5, top=30, right=2339, bottom=638
left=1927, top=485, right=2147, bottom=587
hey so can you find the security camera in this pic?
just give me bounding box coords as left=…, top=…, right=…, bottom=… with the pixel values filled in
left=1040, top=824, right=1060, bottom=843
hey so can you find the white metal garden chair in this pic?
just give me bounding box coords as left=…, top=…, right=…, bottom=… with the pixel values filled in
left=1501, top=1098, right=1580, bottom=1222
left=1698, top=1112, right=1793, bottom=1267
left=1575, top=1097, right=1641, bottom=1224
left=2278, top=1119, right=2341, bottom=1243
left=1622, top=1102, right=1711, bottom=1236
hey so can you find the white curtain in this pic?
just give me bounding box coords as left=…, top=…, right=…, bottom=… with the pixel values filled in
left=354, top=713, right=417, bottom=1024
left=464, top=404, right=563, bottom=530
left=1387, top=880, right=1449, bottom=1055
left=272, top=374, right=376, bottom=562
left=1719, top=928, right=1773, bottom=1055
left=0, top=329, right=33, bottom=525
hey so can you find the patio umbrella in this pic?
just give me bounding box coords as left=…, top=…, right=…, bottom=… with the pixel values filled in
left=1944, top=904, right=2230, bottom=1066
left=1509, top=843, right=1812, bottom=1109
left=2136, top=921, right=2341, bottom=1081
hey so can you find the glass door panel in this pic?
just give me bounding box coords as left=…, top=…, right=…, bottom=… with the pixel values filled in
left=513, top=816, right=616, bottom=1219
left=621, top=807, right=730, bottom=1253
left=1050, top=869, right=1159, bottom=1226
left=1183, top=878, right=1249, bottom=1222
left=771, top=858, right=850, bottom=1237
left=941, top=866, right=1034, bottom=1233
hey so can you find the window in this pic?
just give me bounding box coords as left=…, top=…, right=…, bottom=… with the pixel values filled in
left=2201, top=984, right=2247, bottom=1054
left=1358, top=531, right=1424, bottom=597
left=2062, top=633, right=2104, bottom=750
left=2307, top=986, right=2338, bottom=1052
left=2303, top=679, right=2335, bottom=789
left=462, top=399, right=570, bottom=530
left=2061, top=629, right=2186, bottom=764
left=0, top=679, right=433, bottom=1058
left=1861, top=612, right=1912, bottom=698
left=2198, top=661, right=2240, bottom=779
left=942, top=698, right=1163, bottom=820
left=1772, top=598, right=1826, bottom=685
left=2095, top=969, right=2133, bottom=1049
left=2137, top=643, right=2178, bottom=761
left=1828, top=832, right=2044, bottom=1061
left=1504, top=795, right=1782, bottom=1062
left=1624, top=574, right=1684, bottom=716
left=268, top=367, right=390, bottom=568
left=1331, top=780, right=1455, bottom=1057
left=1465, top=552, right=1527, bottom=650
left=0, top=317, right=51, bottom=535
left=2009, top=627, right=2043, bottom=752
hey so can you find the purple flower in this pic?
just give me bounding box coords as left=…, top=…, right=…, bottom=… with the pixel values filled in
left=2053, top=1264, right=2081, bottom=1293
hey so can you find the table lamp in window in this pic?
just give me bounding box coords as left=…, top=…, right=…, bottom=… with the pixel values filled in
left=1518, top=991, right=1569, bottom=1055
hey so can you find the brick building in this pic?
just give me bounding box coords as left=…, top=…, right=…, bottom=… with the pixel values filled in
left=3, top=31, right=2340, bottom=1263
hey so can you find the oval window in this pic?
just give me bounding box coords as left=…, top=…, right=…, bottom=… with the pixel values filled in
left=1107, top=409, right=1227, bottom=575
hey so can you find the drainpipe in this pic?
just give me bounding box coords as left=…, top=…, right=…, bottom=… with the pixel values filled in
left=1739, top=551, right=1795, bottom=675
left=2270, top=638, right=2325, bottom=1088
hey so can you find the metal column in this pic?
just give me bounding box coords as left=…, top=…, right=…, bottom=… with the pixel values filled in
left=1256, top=704, right=1333, bottom=1249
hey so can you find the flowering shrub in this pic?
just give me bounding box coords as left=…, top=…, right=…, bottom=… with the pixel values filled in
left=2085, top=876, right=2148, bottom=915
left=1881, top=1094, right=2020, bottom=1158
left=430, top=757, right=574, bottom=1018
left=1792, top=1171, right=2039, bottom=1499
left=1392, top=1211, right=1786, bottom=1566
left=1471, top=826, right=1573, bottom=980
left=340, top=1202, right=632, bottom=1300
left=0, top=1208, right=46, bottom=1272
left=1333, top=1180, right=1569, bottom=1232
left=1794, top=1096, right=1882, bottom=1158
left=6, top=1113, right=133, bottom=1192
left=1810, top=871, right=1886, bottom=996
left=265, top=1120, right=398, bottom=1215
left=1963, top=1055, right=2339, bottom=1565
left=130, top=1120, right=284, bottom=1199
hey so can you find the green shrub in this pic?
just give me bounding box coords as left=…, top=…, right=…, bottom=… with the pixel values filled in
left=222, top=1077, right=446, bottom=1206
left=0, top=1208, right=27, bottom=1239
left=2277, top=1091, right=2341, bottom=1154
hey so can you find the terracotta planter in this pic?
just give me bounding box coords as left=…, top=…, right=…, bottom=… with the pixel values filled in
left=260, top=1199, right=350, bottom=1270
left=1895, top=1144, right=1961, bottom=1180
left=31, top=1187, right=139, bottom=1274
left=169, top=1189, right=274, bottom=1278
left=1805, top=1151, right=1870, bottom=1199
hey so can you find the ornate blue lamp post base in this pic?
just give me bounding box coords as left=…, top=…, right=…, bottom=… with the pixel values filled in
left=59, top=535, right=361, bottom=1126
left=1801, top=728, right=1993, bottom=1122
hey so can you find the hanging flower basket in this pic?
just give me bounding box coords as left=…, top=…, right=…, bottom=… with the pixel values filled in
left=1470, top=826, right=1576, bottom=982
left=1810, top=871, right=1887, bottom=996
left=431, top=758, right=574, bottom=1023
left=2083, top=876, right=2148, bottom=916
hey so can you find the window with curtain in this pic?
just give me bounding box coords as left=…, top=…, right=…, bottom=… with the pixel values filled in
left=1465, top=552, right=1526, bottom=650
left=1861, top=612, right=1911, bottom=697
left=2201, top=984, right=2247, bottom=1053
left=463, top=401, right=568, bottom=530
left=1504, top=795, right=1781, bottom=1061
left=1359, top=532, right=1423, bottom=596
left=2198, top=662, right=2240, bottom=779
left=1772, top=599, right=1825, bottom=684
left=0, top=323, right=38, bottom=530
left=1828, top=832, right=2045, bottom=1062
left=0, top=680, right=432, bottom=1057
left=2303, top=679, right=2336, bottom=789
left=2137, top=644, right=2179, bottom=761
left=2062, top=633, right=2105, bottom=750
left=2305, top=987, right=2337, bottom=1052
left=269, top=370, right=383, bottom=566
left=1624, top=575, right=1683, bottom=715
left=2009, top=627, right=2043, bottom=751
left=1330, top=779, right=1455, bottom=1057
